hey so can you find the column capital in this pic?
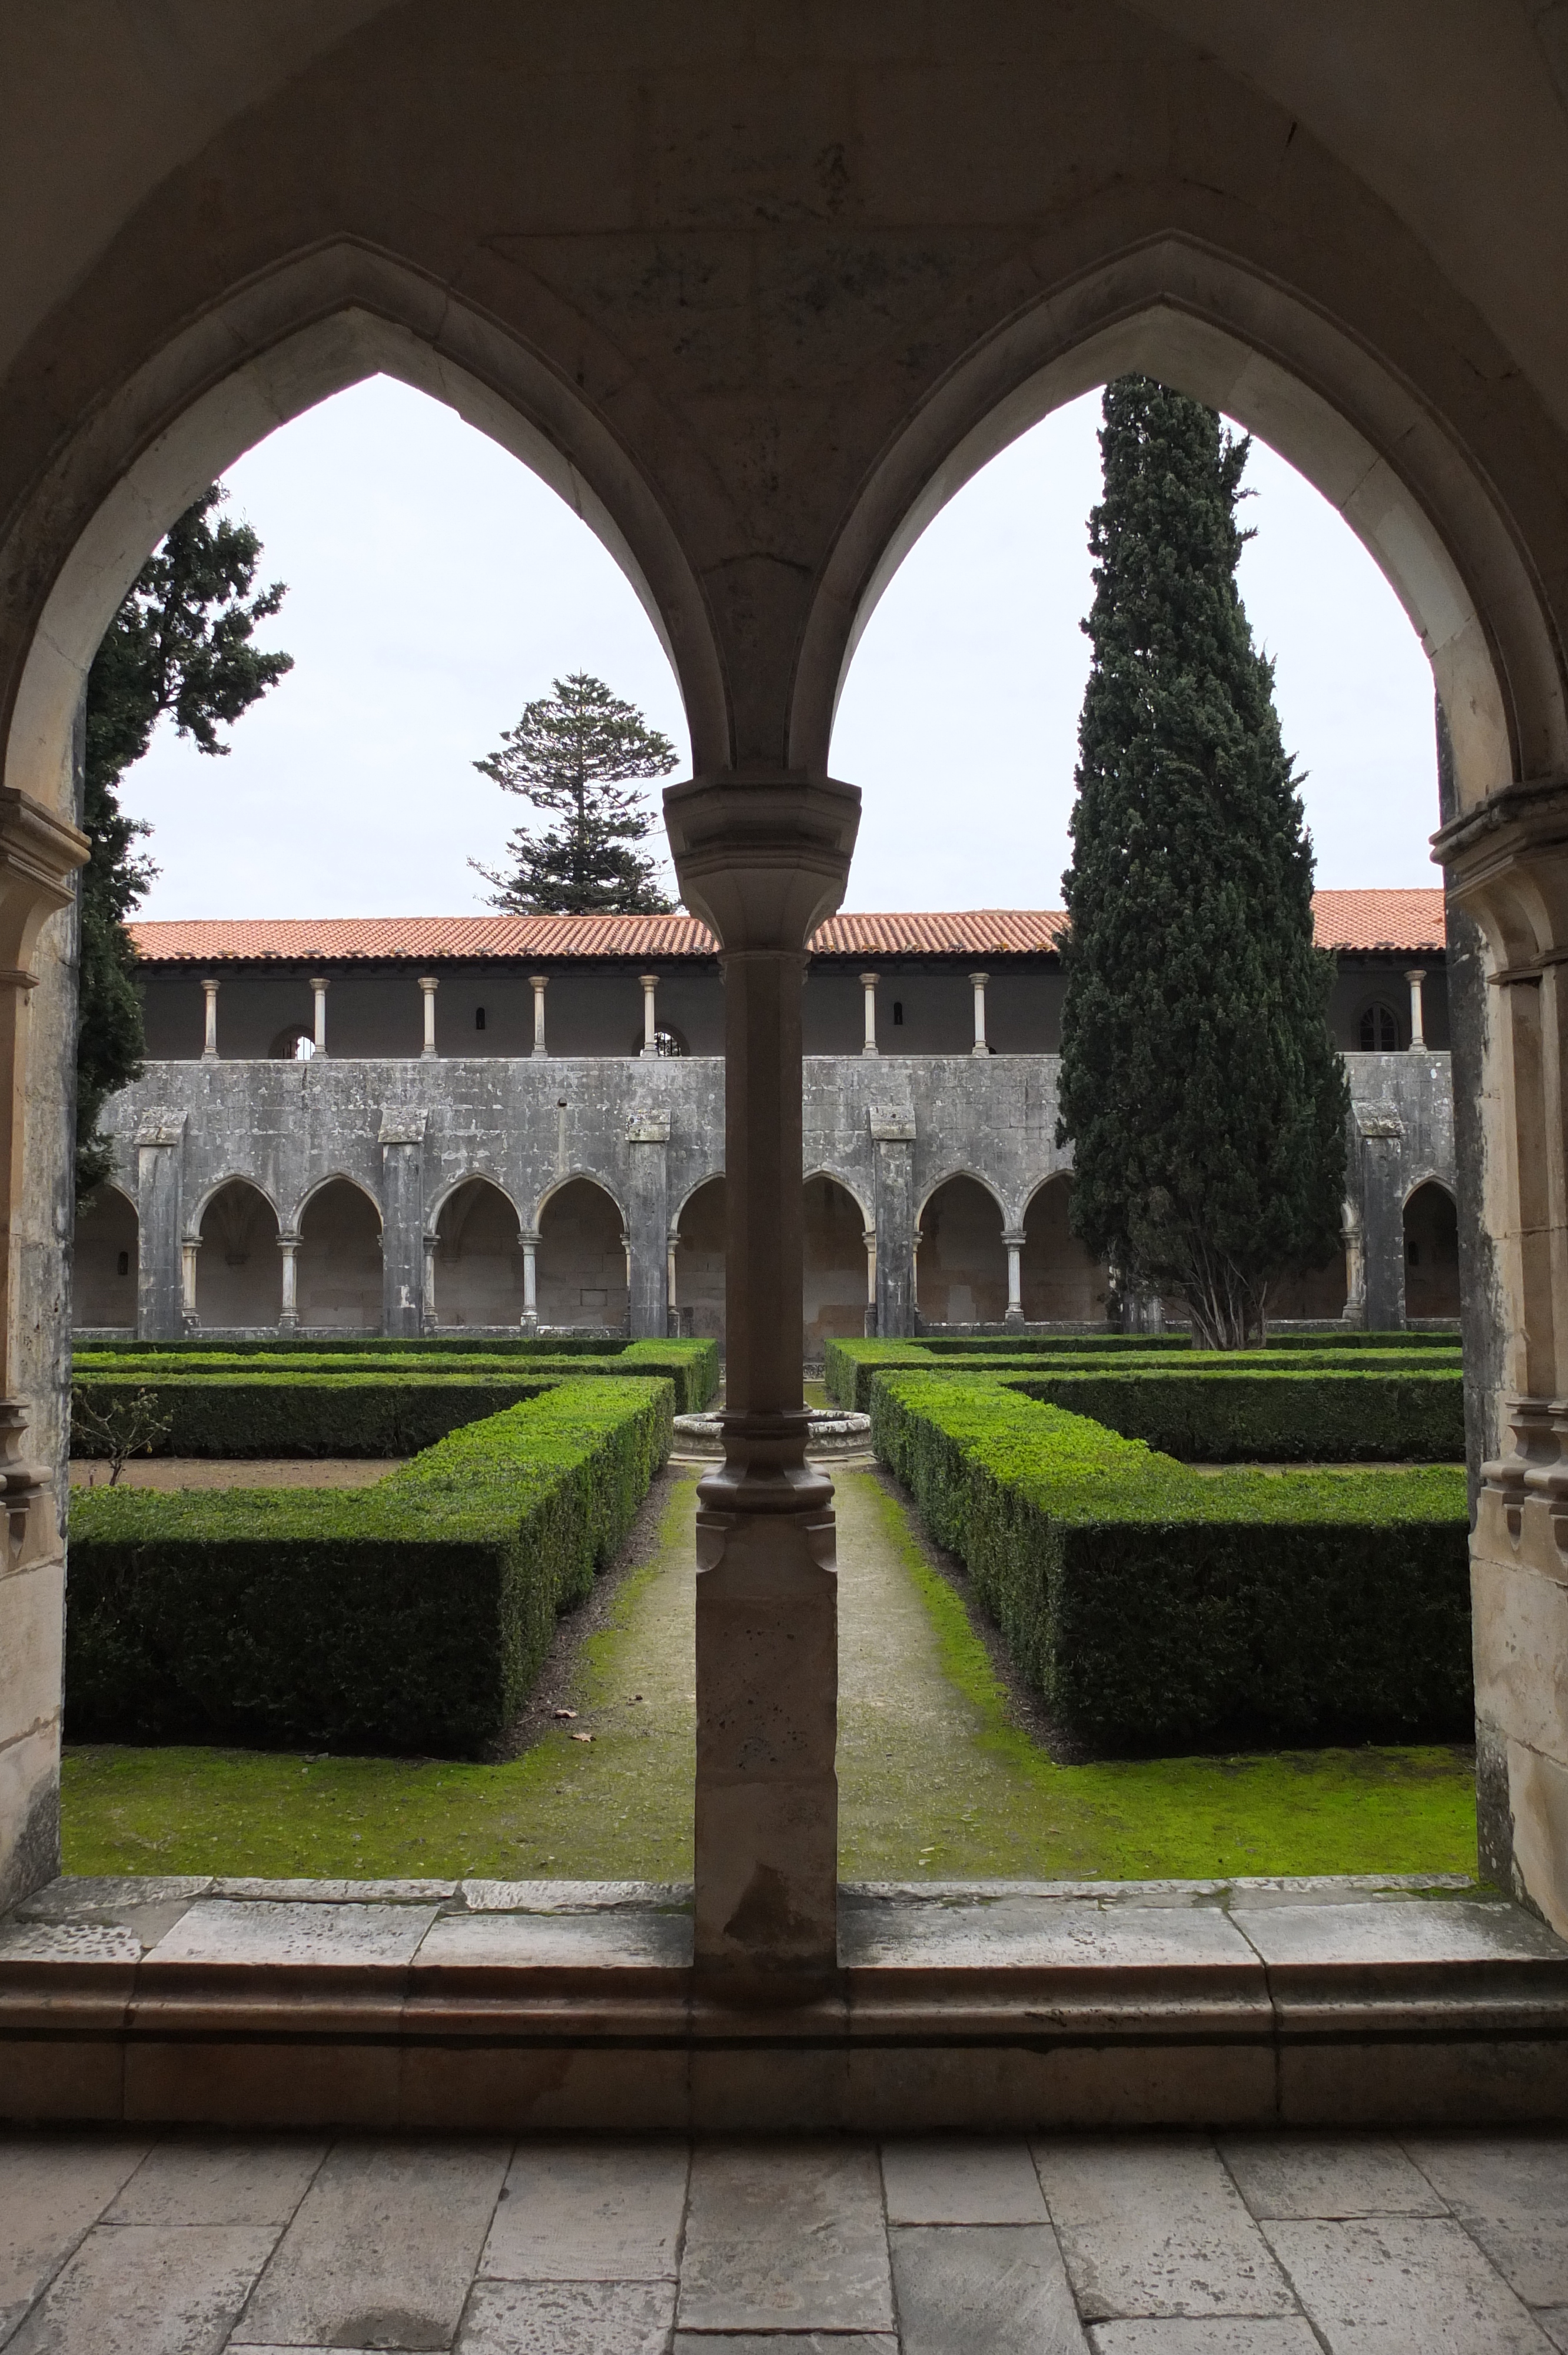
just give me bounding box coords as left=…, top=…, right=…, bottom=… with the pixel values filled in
left=1433, top=773, right=1568, bottom=964
left=308, top=973, right=330, bottom=991
left=969, top=969, right=991, bottom=986
left=417, top=973, right=440, bottom=991
left=1001, top=1229, right=1027, bottom=1249
left=662, top=769, right=859, bottom=948
left=529, top=972, right=549, bottom=990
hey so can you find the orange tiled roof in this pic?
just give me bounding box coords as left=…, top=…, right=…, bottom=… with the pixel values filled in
left=1308, top=889, right=1446, bottom=954
left=127, top=891, right=1446, bottom=966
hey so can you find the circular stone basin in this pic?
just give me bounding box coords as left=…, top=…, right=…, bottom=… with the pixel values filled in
left=672, top=1407, right=872, bottom=1457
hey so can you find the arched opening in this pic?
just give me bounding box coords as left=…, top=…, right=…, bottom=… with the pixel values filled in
left=802, top=1173, right=870, bottom=1356
left=1405, top=1181, right=1461, bottom=1321
left=270, top=1024, right=315, bottom=1061
left=194, top=1180, right=281, bottom=1330
left=1357, top=1002, right=1404, bottom=1053
left=297, top=1179, right=383, bottom=1332
left=433, top=1178, right=524, bottom=1330
left=1020, top=1176, right=1105, bottom=1324
left=536, top=1178, right=627, bottom=1331
left=73, top=1186, right=138, bottom=1331
left=673, top=1175, right=726, bottom=1345
left=916, top=1176, right=1006, bottom=1328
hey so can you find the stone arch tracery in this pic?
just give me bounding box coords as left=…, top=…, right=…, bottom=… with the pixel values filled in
left=916, top=1172, right=1008, bottom=1327
left=430, top=1175, right=524, bottom=1331
left=534, top=1175, right=629, bottom=1332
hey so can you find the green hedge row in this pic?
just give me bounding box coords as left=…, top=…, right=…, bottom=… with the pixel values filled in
left=1004, top=1365, right=1464, bottom=1461
left=823, top=1337, right=1461, bottom=1437
left=75, top=1335, right=718, bottom=1405
left=72, top=1339, right=716, bottom=1453
left=66, top=1376, right=673, bottom=1754
left=871, top=1371, right=1471, bottom=1749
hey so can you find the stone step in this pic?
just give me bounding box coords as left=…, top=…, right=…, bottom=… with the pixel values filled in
left=2, top=1875, right=1564, bottom=2132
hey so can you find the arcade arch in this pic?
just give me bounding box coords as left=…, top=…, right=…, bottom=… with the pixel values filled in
left=672, top=1175, right=726, bottom=1345
left=802, top=1173, right=871, bottom=1355
left=536, top=1177, right=627, bottom=1332
left=73, top=1185, right=138, bottom=1331
left=432, top=1176, right=524, bottom=1331
left=1021, top=1177, right=1104, bottom=1325
left=296, top=1177, right=383, bottom=1332
left=193, top=1178, right=281, bottom=1330
left=1404, top=1179, right=1461, bottom=1322
left=916, top=1175, right=1008, bottom=1328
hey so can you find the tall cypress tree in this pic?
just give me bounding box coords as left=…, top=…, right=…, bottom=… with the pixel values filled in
left=77, top=487, right=292, bottom=1202
left=1056, top=376, right=1348, bottom=1348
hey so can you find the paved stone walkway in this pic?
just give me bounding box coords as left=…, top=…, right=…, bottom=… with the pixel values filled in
left=1, top=2125, right=1565, bottom=2352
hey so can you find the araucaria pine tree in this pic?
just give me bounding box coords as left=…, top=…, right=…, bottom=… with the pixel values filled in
left=1056, top=376, right=1349, bottom=1348
left=472, top=673, right=677, bottom=913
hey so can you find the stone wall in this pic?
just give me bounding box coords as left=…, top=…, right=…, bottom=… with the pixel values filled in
left=86, top=1049, right=1457, bottom=1346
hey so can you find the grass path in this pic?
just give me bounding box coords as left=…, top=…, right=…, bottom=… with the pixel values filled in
left=63, top=1462, right=1479, bottom=1882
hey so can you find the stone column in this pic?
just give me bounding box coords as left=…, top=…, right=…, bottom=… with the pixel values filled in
left=418, top=974, right=439, bottom=1057
left=626, top=1109, right=670, bottom=1338
left=970, top=971, right=991, bottom=1056
left=0, top=787, right=89, bottom=1910
left=860, top=971, right=879, bottom=1056
left=1434, top=777, right=1568, bottom=1936
left=530, top=974, right=549, bottom=1059
left=421, top=1229, right=438, bottom=1331
left=640, top=973, right=660, bottom=1057
left=663, top=769, right=859, bottom=1999
left=179, top=1236, right=199, bottom=1326
left=1341, top=1202, right=1366, bottom=1325
left=200, top=977, right=220, bottom=1061
left=277, top=1233, right=300, bottom=1333
left=1357, top=1106, right=1407, bottom=1331
left=134, top=1112, right=186, bottom=1341
left=520, top=1230, right=539, bottom=1329
left=667, top=1227, right=680, bottom=1338
left=378, top=1109, right=426, bottom=1338
left=310, top=975, right=330, bottom=1057
left=862, top=1225, right=876, bottom=1338
left=1003, top=1227, right=1025, bottom=1323
left=1406, top=967, right=1427, bottom=1049
left=869, top=1107, right=916, bottom=1338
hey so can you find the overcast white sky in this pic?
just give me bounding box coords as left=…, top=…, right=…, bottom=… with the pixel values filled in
left=125, top=374, right=1440, bottom=921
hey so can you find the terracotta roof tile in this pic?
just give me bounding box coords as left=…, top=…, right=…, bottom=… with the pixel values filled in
left=127, top=891, right=1446, bottom=966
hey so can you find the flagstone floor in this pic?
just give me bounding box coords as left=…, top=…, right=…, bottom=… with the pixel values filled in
left=2, top=2124, right=1566, bottom=2353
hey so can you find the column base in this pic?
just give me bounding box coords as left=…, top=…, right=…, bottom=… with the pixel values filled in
left=694, top=1449, right=839, bottom=2004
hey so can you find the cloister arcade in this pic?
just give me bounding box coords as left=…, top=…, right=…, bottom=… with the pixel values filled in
left=0, top=5, right=1564, bottom=2065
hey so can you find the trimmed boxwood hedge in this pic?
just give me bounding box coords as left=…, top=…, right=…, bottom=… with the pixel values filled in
left=74, top=1335, right=718, bottom=1407
left=870, top=1371, right=1471, bottom=1750
left=66, top=1375, right=673, bottom=1755
left=823, top=1336, right=1463, bottom=1441
left=1004, top=1365, right=1464, bottom=1461
left=71, top=1339, right=716, bottom=1455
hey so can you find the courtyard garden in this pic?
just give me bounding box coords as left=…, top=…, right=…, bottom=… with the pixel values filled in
left=61, top=1328, right=1479, bottom=1886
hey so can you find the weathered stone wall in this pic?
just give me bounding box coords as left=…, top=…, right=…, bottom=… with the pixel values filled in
left=89, top=1047, right=1455, bottom=1345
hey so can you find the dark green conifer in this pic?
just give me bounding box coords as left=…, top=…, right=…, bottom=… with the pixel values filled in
left=77, top=487, right=292, bottom=1202
left=1056, top=376, right=1348, bottom=1348
left=471, top=673, right=677, bottom=914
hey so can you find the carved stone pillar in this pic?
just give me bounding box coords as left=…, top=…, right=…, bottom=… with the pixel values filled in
left=530, top=974, right=549, bottom=1059
left=1406, top=967, right=1427, bottom=1050
left=378, top=1109, right=426, bottom=1339
left=421, top=1230, right=439, bottom=1331
left=859, top=971, right=879, bottom=1057
left=663, top=769, right=859, bottom=2000
left=277, top=1234, right=300, bottom=1332
left=626, top=1109, right=670, bottom=1338
left=1357, top=1105, right=1408, bottom=1332
left=310, top=974, right=330, bottom=1057
left=862, top=1225, right=876, bottom=1339
left=1435, top=775, right=1568, bottom=1936
left=200, top=976, right=220, bottom=1061
left=970, top=971, right=991, bottom=1057
left=418, top=975, right=439, bottom=1057
left=0, top=786, right=89, bottom=1910
left=1003, top=1228, right=1025, bottom=1323
left=135, top=1112, right=186, bottom=1341
left=869, top=1108, right=916, bottom=1339
left=520, top=1230, right=540, bottom=1328
left=639, top=974, right=660, bottom=1057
